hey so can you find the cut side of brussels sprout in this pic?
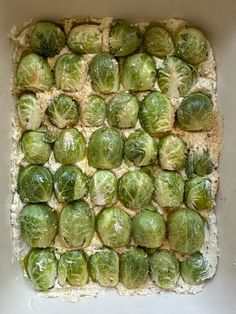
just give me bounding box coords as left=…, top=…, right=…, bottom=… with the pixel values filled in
left=17, top=53, right=54, bottom=91
left=58, top=250, right=88, bottom=286
left=54, top=165, right=88, bottom=203
left=67, top=24, right=102, bottom=54
left=88, top=127, right=124, bottom=169
left=121, top=53, right=156, bottom=91
left=186, top=148, right=213, bottom=178
left=118, top=170, right=154, bottom=210
left=31, top=22, right=66, bottom=57
left=139, top=91, right=174, bottom=135
left=18, top=165, right=53, bottom=203
left=107, top=92, right=139, bottom=128
left=177, top=93, right=213, bottom=131
left=59, top=200, right=95, bottom=248
left=19, top=204, right=57, bottom=247
left=47, top=94, right=79, bottom=129
left=55, top=53, right=88, bottom=92
left=120, top=247, right=149, bottom=289
left=167, top=208, right=205, bottom=254
left=109, top=20, right=142, bottom=57
left=89, top=53, right=119, bottom=93
left=144, top=26, right=174, bottom=58
left=149, top=250, right=180, bottom=289
left=81, top=95, right=106, bottom=127
left=89, top=248, right=119, bottom=287
left=96, top=207, right=132, bottom=248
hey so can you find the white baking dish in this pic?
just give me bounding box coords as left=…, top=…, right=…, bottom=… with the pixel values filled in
left=0, top=0, right=236, bottom=313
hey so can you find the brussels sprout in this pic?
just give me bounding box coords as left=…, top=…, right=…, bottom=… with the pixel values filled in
left=89, top=248, right=119, bottom=287
left=96, top=207, right=131, bottom=248
left=109, top=20, right=142, bottom=57
left=17, top=53, right=54, bottom=91
left=89, top=53, right=119, bottom=93
left=59, top=200, right=94, bottom=248
left=17, top=94, right=43, bottom=130
left=88, top=127, right=124, bottom=169
left=89, top=170, right=117, bottom=206
left=139, top=91, right=174, bottom=135
left=144, top=26, right=174, bottom=58
left=149, top=250, right=180, bottom=289
left=25, top=248, right=57, bottom=291
left=81, top=95, right=106, bottom=127
left=120, top=247, right=149, bottom=289
left=55, top=53, right=88, bottom=92
left=31, top=22, right=66, bottom=57
left=157, top=56, right=194, bottom=97
left=54, top=165, right=88, bottom=203
left=154, top=171, right=184, bottom=207
left=121, top=53, right=156, bottom=91
left=175, top=27, right=208, bottom=65
left=47, top=94, right=79, bottom=129
left=158, top=135, right=187, bottom=171
left=54, top=129, right=86, bottom=164
left=118, top=170, right=154, bottom=210
left=186, top=148, right=213, bottom=178
left=21, top=131, right=51, bottom=164
left=167, top=208, right=205, bottom=254
left=124, top=130, right=157, bottom=166
left=176, top=93, right=213, bottom=131
left=107, top=92, right=139, bottom=128
left=184, top=177, right=214, bottom=211
left=181, top=252, right=210, bottom=285
left=58, top=250, right=88, bottom=286
left=18, top=165, right=53, bottom=203
left=132, top=210, right=166, bottom=248
left=67, top=24, right=102, bottom=54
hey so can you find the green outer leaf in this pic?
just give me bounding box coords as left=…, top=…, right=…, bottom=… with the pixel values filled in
left=186, top=149, right=213, bottom=178
left=81, top=95, right=106, bottom=127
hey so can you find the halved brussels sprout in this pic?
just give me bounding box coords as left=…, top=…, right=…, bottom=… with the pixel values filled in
left=89, top=170, right=117, bottom=206
left=31, top=22, right=66, bottom=57
left=157, top=56, right=194, bottom=97
left=47, top=94, right=79, bottom=129
left=59, top=200, right=94, bottom=248
left=54, top=165, right=88, bottom=203
left=67, top=24, right=102, bottom=54
left=89, top=248, right=119, bottom=287
left=139, top=91, right=174, bottom=135
left=167, top=208, right=205, bottom=254
left=184, top=177, right=214, bottom=211
left=96, top=207, right=131, bottom=248
left=144, top=26, right=174, bottom=58
left=17, top=94, right=43, bottom=130
left=149, top=250, right=180, bottom=289
left=186, top=148, right=213, bottom=178
left=17, top=53, right=54, bottom=91
left=121, top=53, right=156, bottom=91
left=120, top=247, right=149, bottom=289
left=118, top=170, right=154, bottom=210
left=55, top=53, right=88, bottom=91
left=25, top=248, right=57, bottom=291
left=175, top=27, right=208, bottom=65
left=54, top=129, right=86, bottom=164
left=176, top=93, right=213, bottom=131
left=107, top=92, right=139, bottom=128
left=153, top=171, right=184, bottom=207
left=81, top=95, right=106, bottom=127
left=18, top=165, right=53, bottom=203
left=181, top=252, right=210, bottom=285
left=89, top=53, right=119, bottom=93
left=132, top=209, right=166, bottom=248
left=158, top=135, right=187, bottom=171
left=88, top=127, right=124, bottom=169
left=58, top=250, right=88, bottom=286
left=109, top=20, right=142, bottom=57
left=19, top=204, right=57, bottom=247
left=21, top=131, right=51, bottom=164
left=124, top=130, right=158, bottom=166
